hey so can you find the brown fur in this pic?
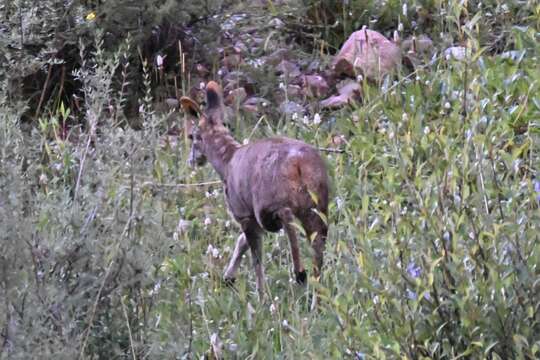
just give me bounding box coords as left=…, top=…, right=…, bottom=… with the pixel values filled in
left=181, top=81, right=329, bottom=301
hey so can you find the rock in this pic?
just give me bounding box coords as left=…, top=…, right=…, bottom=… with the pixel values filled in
left=277, top=60, right=301, bottom=78
left=337, top=79, right=361, bottom=96
left=264, top=48, right=290, bottom=66
left=225, top=87, right=247, bottom=105
left=501, top=50, right=525, bottom=61
left=196, top=63, right=210, bottom=76
left=286, top=84, right=303, bottom=98
left=242, top=97, right=269, bottom=113
left=320, top=80, right=361, bottom=109
left=223, top=71, right=255, bottom=92
left=333, top=28, right=401, bottom=80
left=223, top=54, right=243, bottom=69
left=269, top=18, right=285, bottom=29
left=302, top=74, right=329, bottom=97
left=234, top=40, right=249, bottom=54
left=331, top=133, right=347, bottom=147
left=279, top=100, right=304, bottom=115
left=165, top=98, right=179, bottom=109
left=401, top=35, right=434, bottom=55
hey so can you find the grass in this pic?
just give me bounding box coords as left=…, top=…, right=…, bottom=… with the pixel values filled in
left=150, top=26, right=539, bottom=358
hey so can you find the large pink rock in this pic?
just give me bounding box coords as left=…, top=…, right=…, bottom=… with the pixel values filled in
left=333, top=28, right=401, bottom=80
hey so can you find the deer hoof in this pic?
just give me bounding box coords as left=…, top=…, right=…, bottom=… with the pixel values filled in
left=295, top=270, right=307, bottom=284
left=223, top=277, right=236, bottom=287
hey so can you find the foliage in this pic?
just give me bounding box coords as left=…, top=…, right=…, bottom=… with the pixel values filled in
left=0, top=0, right=222, bottom=123
left=1, top=0, right=540, bottom=359
left=297, top=0, right=538, bottom=52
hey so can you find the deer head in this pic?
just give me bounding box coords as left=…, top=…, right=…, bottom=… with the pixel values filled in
left=180, top=81, right=226, bottom=168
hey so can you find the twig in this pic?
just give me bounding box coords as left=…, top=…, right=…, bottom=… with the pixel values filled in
left=78, top=217, right=133, bottom=359
left=318, top=147, right=346, bottom=154
left=140, top=180, right=222, bottom=189
left=35, top=63, right=53, bottom=119
left=247, top=115, right=266, bottom=141
left=121, top=296, right=137, bottom=360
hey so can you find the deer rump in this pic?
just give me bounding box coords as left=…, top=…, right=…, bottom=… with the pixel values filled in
left=225, top=137, right=329, bottom=233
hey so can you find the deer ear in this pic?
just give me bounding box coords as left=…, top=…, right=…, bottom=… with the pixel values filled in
left=206, top=81, right=222, bottom=110
left=180, top=96, right=201, bottom=118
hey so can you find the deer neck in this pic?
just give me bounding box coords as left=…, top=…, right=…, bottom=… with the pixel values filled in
left=202, top=125, right=241, bottom=181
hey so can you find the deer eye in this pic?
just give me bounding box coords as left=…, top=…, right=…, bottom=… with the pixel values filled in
left=188, top=134, right=193, bottom=140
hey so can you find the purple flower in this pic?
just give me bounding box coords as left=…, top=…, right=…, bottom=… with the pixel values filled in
left=535, top=180, right=540, bottom=202
left=406, top=289, right=417, bottom=300
left=407, top=262, right=422, bottom=278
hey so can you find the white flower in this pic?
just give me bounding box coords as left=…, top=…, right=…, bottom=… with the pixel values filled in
left=262, top=102, right=268, bottom=107
left=398, top=22, right=404, bottom=32
left=302, top=115, right=310, bottom=125
left=313, top=113, right=321, bottom=125
left=243, top=138, right=249, bottom=145
left=225, top=220, right=231, bottom=228
left=335, top=196, right=344, bottom=210
left=199, top=82, right=205, bottom=90
left=177, top=218, right=190, bottom=233
left=279, top=82, right=285, bottom=90
left=402, top=3, right=408, bottom=16
left=423, top=126, right=430, bottom=135
left=269, top=303, right=277, bottom=314
left=402, top=113, right=409, bottom=122
left=217, top=69, right=223, bottom=76
left=204, top=217, right=212, bottom=226
left=292, top=112, right=298, bottom=121
left=156, top=54, right=164, bottom=68
left=356, top=74, right=364, bottom=82
left=207, top=244, right=219, bottom=258
left=444, top=102, right=451, bottom=109
left=39, top=173, right=48, bottom=185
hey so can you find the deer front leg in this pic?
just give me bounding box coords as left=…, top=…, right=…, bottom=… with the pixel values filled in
left=223, top=233, right=249, bottom=284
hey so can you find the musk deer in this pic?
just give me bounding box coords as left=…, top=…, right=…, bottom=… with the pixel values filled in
left=180, top=81, right=329, bottom=302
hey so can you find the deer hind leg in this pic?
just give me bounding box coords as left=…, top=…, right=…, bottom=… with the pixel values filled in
left=277, top=208, right=307, bottom=284
left=223, top=233, right=249, bottom=284
left=302, top=212, right=328, bottom=280
left=248, top=234, right=265, bottom=300
left=301, top=211, right=328, bottom=311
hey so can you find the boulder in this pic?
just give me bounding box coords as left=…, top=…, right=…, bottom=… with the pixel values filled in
left=333, top=28, right=401, bottom=80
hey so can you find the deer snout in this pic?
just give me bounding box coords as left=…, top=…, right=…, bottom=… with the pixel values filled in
left=188, top=146, right=207, bottom=167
